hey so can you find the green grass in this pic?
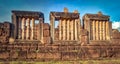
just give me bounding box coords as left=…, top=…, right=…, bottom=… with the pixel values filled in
left=0, top=59, right=120, bottom=64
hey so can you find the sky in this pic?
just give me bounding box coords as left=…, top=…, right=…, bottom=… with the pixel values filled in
left=0, top=0, right=120, bottom=29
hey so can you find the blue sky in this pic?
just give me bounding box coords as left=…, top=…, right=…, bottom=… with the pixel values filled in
left=0, top=0, right=120, bottom=27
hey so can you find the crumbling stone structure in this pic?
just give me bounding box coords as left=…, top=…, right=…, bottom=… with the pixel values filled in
left=83, top=12, right=112, bottom=44
left=42, top=23, right=51, bottom=44
left=0, top=8, right=120, bottom=61
left=50, top=8, right=81, bottom=44
left=0, top=22, right=12, bottom=43
left=12, top=10, right=44, bottom=42
left=112, top=29, right=120, bottom=43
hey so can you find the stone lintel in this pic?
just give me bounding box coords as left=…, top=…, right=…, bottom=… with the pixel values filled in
left=50, top=12, right=79, bottom=20
left=83, top=13, right=109, bottom=21
left=12, top=10, right=44, bottom=20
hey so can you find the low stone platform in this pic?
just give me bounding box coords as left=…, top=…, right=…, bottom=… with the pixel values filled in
left=0, top=43, right=120, bottom=61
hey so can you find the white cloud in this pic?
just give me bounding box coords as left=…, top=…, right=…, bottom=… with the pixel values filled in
left=112, top=22, right=120, bottom=29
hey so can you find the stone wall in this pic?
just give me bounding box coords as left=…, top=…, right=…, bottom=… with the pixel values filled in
left=0, top=22, right=12, bottom=43
left=42, top=23, right=51, bottom=44
left=112, top=29, right=120, bottom=43
left=0, top=43, right=120, bottom=61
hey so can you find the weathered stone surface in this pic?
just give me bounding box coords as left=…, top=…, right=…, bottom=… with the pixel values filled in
left=50, top=8, right=81, bottom=41
left=43, top=23, right=50, bottom=30
left=12, top=10, right=44, bottom=41
left=82, top=12, right=111, bottom=44
left=0, top=43, right=119, bottom=61
left=0, top=8, right=120, bottom=61
left=43, top=30, right=50, bottom=37
left=43, top=37, right=51, bottom=44
left=0, top=22, right=11, bottom=43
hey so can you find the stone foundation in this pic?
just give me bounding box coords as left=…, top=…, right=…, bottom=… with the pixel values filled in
left=0, top=43, right=120, bottom=61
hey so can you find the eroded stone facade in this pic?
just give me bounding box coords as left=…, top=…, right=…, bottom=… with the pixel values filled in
left=12, top=10, right=44, bottom=42
left=0, top=8, right=119, bottom=44
left=50, top=8, right=81, bottom=44
left=83, top=12, right=112, bottom=44
left=0, top=22, right=12, bottom=43
left=0, top=8, right=120, bottom=61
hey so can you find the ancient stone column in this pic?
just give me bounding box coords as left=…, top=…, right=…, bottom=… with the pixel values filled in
left=75, top=19, right=78, bottom=40
left=96, top=21, right=99, bottom=40
left=101, top=21, right=104, bottom=40
left=18, top=17, right=21, bottom=39
left=103, top=21, right=106, bottom=40
left=50, top=16, right=55, bottom=41
left=39, top=18, right=43, bottom=41
left=99, top=21, right=102, bottom=40
left=63, top=19, right=66, bottom=40
left=109, top=22, right=112, bottom=40
left=106, top=21, right=109, bottom=40
left=26, top=18, right=30, bottom=39
left=74, top=10, right=79, bottom=40
left=12, top=14, right=18, bottom=39
left=67, top=20, right=70, bottom=40
left=106, top=21, right=111, bottom=40
left=73, top=20, right=75, bottom=40
left=21, top=17, right=25, bottom=40
left=31, top=18, right=35, bottom=40
left=59, top=20, right=62, bottom=40
left=77, top=19, right=81, bottom=40
left=64, top=20, right=67, bottom=40
left=90, top=21, right=93, bottom=40
left=71, top=20, right=74, bottom=40
left=92, top=20, right=95, bottom=40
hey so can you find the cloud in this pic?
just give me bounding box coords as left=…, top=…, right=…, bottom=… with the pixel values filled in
left=112, top=22, right=120, bottom=31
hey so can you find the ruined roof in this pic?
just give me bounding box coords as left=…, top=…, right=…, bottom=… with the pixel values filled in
left=12, top=10, right=44, bottom=19
left=83, top=12, right=110, bottom=21
left=50, top=12, right=80, bottom=20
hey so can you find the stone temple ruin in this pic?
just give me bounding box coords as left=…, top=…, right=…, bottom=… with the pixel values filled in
left=0, top=8, right=120, bottom=61
left=9, top=8, right=113, bottom=44
left=11, top=10, right=44, bottom=43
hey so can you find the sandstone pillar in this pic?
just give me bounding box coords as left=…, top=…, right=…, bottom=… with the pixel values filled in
left=65, top=20, right=67, bottom=40
left=71, top=20, right=74, bottom=40
left=63, top=19, right=66, bottom=40
left=39, top=18, right=43, bottom=41
left=90, top=21, right=93, bottom=40
left=101, top=21, right=103, bottom=40
left=67, top=20, right=70, bottom=40
left=103, top=21, right=106, bottom=40
left=92, top=20, right=95, bottom=40
left=74, top=10, right=79, bottom=40
left=59, top=20, right=62, bottom=40
left=26, top=18, right=30, bottom=39
left=96, top=21, right=99, bottom=40
left=109, top=22, right=112, bottom=40
left=106, top=21, right=111, bottom=40
left=72, top=19, right=75, bottom=40
left=31, top=18, right=35, bottom=40
left=18, top=17, right=21, bottom=39
left=21, top=18, right=25, bottom=40
left=99, top=21, right=102, bottom=40
left=12, top=14, right=17, bottom=39
left=75, top=19, right=78, bottom=40
left=77, top=19, right=81, bottom=40
left=106, top=21, right=109, bottom=40
left=50, top=16, right=55, bottom=41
